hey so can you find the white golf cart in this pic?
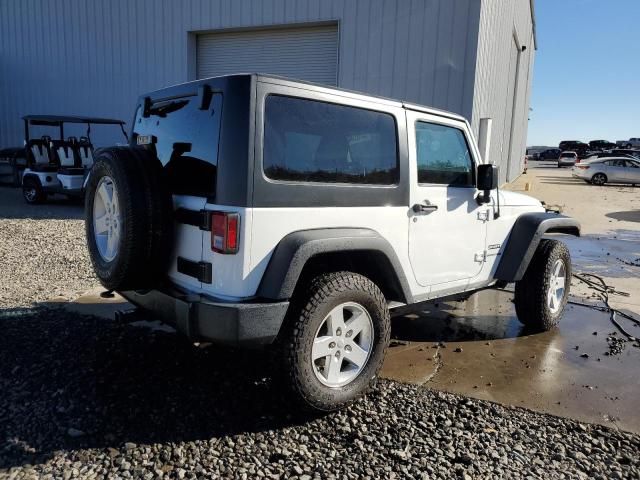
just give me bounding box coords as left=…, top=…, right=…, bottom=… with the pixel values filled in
left=21, top=115, right=128, bottom=204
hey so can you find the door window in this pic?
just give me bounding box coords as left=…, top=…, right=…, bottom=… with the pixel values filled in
left=415, top=122, right=474, bottom=186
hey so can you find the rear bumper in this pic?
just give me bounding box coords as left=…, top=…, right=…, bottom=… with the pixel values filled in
left=119, top=288, right=289, bottom=347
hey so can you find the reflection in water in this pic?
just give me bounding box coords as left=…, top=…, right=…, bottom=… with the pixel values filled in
left=392, top=297, right=525, bottom=343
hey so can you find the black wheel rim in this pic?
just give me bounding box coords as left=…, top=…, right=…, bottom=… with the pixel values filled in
left=24, top=187, right=36, bottom=201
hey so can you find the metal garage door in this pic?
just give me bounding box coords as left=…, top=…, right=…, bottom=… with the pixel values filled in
left=197, top=24, right=339, bottom=86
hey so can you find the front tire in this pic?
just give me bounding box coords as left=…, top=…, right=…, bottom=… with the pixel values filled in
left=281, top=272, right=390, bottom=411
left=22, top=177, right=46, bottom=204
left=514, top=240, right=571, bottom=332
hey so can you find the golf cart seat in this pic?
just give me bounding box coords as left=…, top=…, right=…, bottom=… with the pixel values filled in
left=52, top=139, right=84, bottom=175
left=27, top=137, right=58, bottom=172
left=77, top=137, right=94, bottom=168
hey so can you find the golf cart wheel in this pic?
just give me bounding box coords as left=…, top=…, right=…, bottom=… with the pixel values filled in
left=280, top=271, right=390, bottom=411
left=85, top=147, right=172, bottom=291
left=591, top=173, right=607, bottom=186
left=22, top=177, right=46, bottom=204
left=514, top=239, right=571, bottom=332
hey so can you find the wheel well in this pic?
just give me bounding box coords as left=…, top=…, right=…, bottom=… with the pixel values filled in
left=546, top=226, right=581, bottom=237
left=292, top=250, right=407, bottom=303
left=22, top=174, right=41, bottom=186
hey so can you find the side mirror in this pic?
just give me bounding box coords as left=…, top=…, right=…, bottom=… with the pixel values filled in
left=476, top=164, right=499, bottom=204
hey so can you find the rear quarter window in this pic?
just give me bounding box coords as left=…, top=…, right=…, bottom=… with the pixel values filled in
left=263, top=95, right=399, bottom=185
left=133, top=93, right=223, bottom=197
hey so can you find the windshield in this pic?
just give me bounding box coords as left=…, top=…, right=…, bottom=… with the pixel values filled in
left=132, top=94, right=223, bottom=198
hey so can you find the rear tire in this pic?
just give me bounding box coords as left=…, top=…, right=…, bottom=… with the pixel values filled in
left=280, top=272, right=390, bottom=411
left=85, top=147, right=173, bottom=291
left=591, top=173, right=607, bottom=186
left=514, top=240, right=571, bottom=332
left=22, top=177, right=46, bottom=204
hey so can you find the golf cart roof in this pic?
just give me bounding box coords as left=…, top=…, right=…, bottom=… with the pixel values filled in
left=22, top=115, right=125, bottom=126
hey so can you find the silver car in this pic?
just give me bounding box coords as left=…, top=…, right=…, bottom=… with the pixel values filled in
left=558, top=151, right=578, bottom=167
left=572, top=157, right=640, bottom=186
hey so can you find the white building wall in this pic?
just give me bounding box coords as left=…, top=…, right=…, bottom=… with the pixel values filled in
left=471, top=0, right=536, bottom=183
left=0, top=0, right=534, bottom=185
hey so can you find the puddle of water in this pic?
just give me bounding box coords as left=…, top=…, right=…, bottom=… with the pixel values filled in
left=129, top=320, right=176, bottom=333
left=392, top=310, right=524, bottom=343
left=562, top=229, right=640, bottom=277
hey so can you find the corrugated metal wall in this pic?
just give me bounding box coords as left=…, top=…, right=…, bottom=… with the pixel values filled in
left=0, top=0, right=482, bottom=148
left=196, top=24, right=339, bottom=85
left=471, top=0, right=535, bottom=183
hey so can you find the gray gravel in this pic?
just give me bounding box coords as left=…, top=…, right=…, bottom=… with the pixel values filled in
left=1, top=185, right=639, bottom=479
left=0, top=187, right=97, bottom=307
left=1, top=307, right=639, bottom=480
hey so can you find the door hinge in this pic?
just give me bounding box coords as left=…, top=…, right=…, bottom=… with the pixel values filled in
left=477, top=210, right=490, bottom=222
left=474, top=251, right=487, bottom=263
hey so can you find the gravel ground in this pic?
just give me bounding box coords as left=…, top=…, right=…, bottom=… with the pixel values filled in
left=0, top=188, right=97, bottom=307
left=1, top=307, right=639, bottom=480
left=1, top=186, right=639, bottom=479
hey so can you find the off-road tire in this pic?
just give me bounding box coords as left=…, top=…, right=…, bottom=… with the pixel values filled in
left=85, top=147, right=173, bottom=291
left=280, top=271, right=390, bottom=411
left=591, top=173, right=607, bottom=186
left=22, top=176, right=46, bottom=204
left=514, top=239, right=571, bottom=332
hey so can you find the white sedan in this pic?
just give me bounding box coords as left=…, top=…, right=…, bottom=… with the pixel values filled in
left=572, top=157, right=640, bottom=186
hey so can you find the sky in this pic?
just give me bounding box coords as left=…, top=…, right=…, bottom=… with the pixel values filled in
left=527, top=0, right=640, bottom=146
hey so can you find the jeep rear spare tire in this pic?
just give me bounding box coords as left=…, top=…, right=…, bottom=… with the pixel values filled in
left=281, top=271, right=390, bottom=411
left=85, top=147, right=173, bottom=291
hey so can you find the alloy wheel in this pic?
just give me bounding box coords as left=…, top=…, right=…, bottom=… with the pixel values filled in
left=93, top=176, right=121, bottom=262
left=547, top=259, right=566, bottom=314
left=312, top=302, right=374, bottom=388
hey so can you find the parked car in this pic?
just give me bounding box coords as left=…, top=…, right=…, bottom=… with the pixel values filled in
left=21, top=115, right=128, bottom=204
left=539, top=148, right=561, bottom=160
left=0, top=147, right=27, bottom=186
left=559, top=141, right=588, bottom=156
left=616, top=138, right=640, bottom=148
left=582, top=152, right=617, bottom=163
left=83, top=74, right=579, bottom=411
left=572, top=157, right=640, bottom=186
left=611, top=149, right=640, bottom=160
left=588, top=140, right=616, bottom=151
left=558, top=151, right=578, bottom=167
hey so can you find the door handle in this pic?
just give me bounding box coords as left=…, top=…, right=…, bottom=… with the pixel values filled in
left=412, top=202, right=438, bottom=213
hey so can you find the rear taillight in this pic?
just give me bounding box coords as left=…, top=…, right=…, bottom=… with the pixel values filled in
left=577, top=165, right=590, bottom=170
left=211, top=211, right=240, bottom=254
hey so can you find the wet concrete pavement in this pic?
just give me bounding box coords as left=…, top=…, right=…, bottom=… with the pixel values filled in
left=381, top=289, right=640, bottom=433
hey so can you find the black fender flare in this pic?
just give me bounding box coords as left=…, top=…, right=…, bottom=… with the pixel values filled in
left=256, top=228, right=413, bottom=303
left=494, top=212, right=580, bottom=282
left=22, top=172, right=43, bottom=187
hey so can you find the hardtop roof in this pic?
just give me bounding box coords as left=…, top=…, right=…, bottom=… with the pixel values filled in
left=142, top=73, right=467, bottom=123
